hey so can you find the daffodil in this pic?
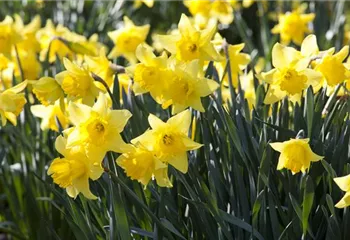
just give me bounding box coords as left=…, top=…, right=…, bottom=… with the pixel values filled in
left=271, top=7, right=315, bottom=45
left=117, top=144, right=172, bottom=187
left=14, top=14, right=41, bottom=54
left=184, top=0, right=211, bottom=18
left=163, top=60, right=219, bottom=114
left=30, top=77, right=64, bottom=106
left=84, top=50, right=115, bottom=87
left=0, top=80, right=27, bottom=126
left=36, top=19, right=74, bottom=63
left=216, top=43, right=251, bottom=88
left=270, top=138, right=323, bottom=174
left=131, top=110, right=202, bottom=173
left=210, top=0, right=234, bottom=25
left=133, top=0, right=154, bottom=9
left=334, top=174, right=350, bottom=208
left=31, top=100, right=69, bottom=132
left=14, top=49, right=42, bottom=80
left=48, top=134, right=103, bottom=199
left=315, top=46, right=350, bottom=95
left=127, top=44, right=169, bottom=104
left=0, top=54, right=15, bottom=91
left=0, top=16, right=22, bottom=57
left=261, top=43, right=322, bottom=104
left=55, top=58, right=101, bottom=106
left=300, top=34, right=334, bottom=59
left=65, top=93, right=132, bottom=160
left=108, top=16, right=150, bottom=64
left=157, top=14, right=221, bottom=64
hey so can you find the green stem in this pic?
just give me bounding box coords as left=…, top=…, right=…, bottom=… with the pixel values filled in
left=104, top=168, right=175, bottom=240
left=92, top=72, right=119, bottom=109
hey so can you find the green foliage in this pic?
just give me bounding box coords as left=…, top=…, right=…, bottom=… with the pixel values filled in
left=0, top=1, right=349, bottom=240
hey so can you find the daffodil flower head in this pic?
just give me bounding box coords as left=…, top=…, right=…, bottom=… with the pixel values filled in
left=66, top=92, right=132, bottom=160
left=162, top=60, right=219, bottom=114
left=334, top=174, right=350, bottom=208
left=55, top=58, right=101, bottom=106
left=108, top=16, right=150, bottom=64
left=31, top=99, right=69, bottom=132
left=271, top=6, right=315, bottom=45
left=48, top=134, right=103, bottom=199
left=315, top=46, right=350, bottom=95
left=270, top=138, right=323, bottom=175
left=131, top=110, right=202, bottom=173
left=210, top=0, right=234, bottom=25
left=117, top=144, right=172, bottom=187
left=29, top=77, right=64, bottom=106
left=157, top=14, right=221, bottom=65
left=127, top=44, right=169, bottom=104
left=262, top=43, right=322, bottom=104
left=0, top=80, right=27, bottom=126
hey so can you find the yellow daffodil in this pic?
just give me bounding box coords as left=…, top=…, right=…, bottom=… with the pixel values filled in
left=29, top=77, right=64, bottom=106
left=0, top=80, right=27, bottom=126
left=261, top=43, right=322, bottom=104
left=31, top=100, right=69, bottom=132
left=271, top=7, right=315, bottom=45
left=163, top=60, right=220, bottom=114
left=14, top=49, right=42, bottom=80
left=157, top=14, right=221, bottom=64
left=133, top=0, right=154, bottom=9
left=65, top=93, right=132, bottom=160
left=127, top=44, right=169, bottom=104
left=300, top=34, right=335, bottom=59
left=84, top=50, right=115, bottom=87
left=270, top=138, right=323, bottom=174
left=117, top=144, right=171, bottom=187
left=36, top=19, right=74, bottom=63
left=216, top=43, right=251, bottom=88
left=48, top=134, right=103, bottom=199
left=210, top=0, right=234, bottom=25
left=334, top=174, right=350, bottom=208
left=14, top=14, right=41, bottom=54
left=131, top=110, right=202, bottom=173
left=108, top=16, right=150, bottom=64
left=315, top=46, right=350, bottom=95
left=184, top=0, right=211, bottom=18
left=0, top=16, right=22, bottom=57
left=55, top=58, right=101, bottom=106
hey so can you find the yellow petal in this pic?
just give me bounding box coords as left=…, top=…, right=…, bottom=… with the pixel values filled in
left=301, top=34, right=319, bottom=57
left=167, top=109, right=191, bottom=133
left=270, top=142, right=284, bottom=152
left=148, top=113, right=166, bottom=129
left=335, top=46, right=349, bottom=62
left=334, top=174, right=350, bottom=192
left=167, top=152, right=188, bottom=173
left=72, top=176, right=97, bottom=200
left=67, top=102, right=91, bottom=126
left=272, top=43, right=300, bottom=69
left=154, top=167, right=172, bottom=187
left=335, top=192, right=350, bottom=208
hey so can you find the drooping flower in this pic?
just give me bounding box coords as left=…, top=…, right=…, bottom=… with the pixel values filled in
left=315, top=46, right=350, bottom=95
left=117, top=144, right=171, bottom=187
left=261, top=43, right=322, bottom=104
left=127, top=44, right=169, bottom=104
left=270, top=138, right=323, bottom=174
left=29, top=77, right=64, bottom=106
left=0, top=81, right=27, bottom=126
left=31, top=100, right=69, bottom=132
left=334, top=174, right=350, bottom=208
left=271, top=7, right=315, bottom=45
left=131, top=110, right=202, bottom=173
left=66, top=93, right=132, bottom=160
left=162, top=60, right=220, bottom=114
left=55, top=58, right=101, bottom=106
left=157, top=14, right=221, bottom=65
left=48, top=134, right=103, bottom=199
left=108, top=16, right=150, bottom=64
